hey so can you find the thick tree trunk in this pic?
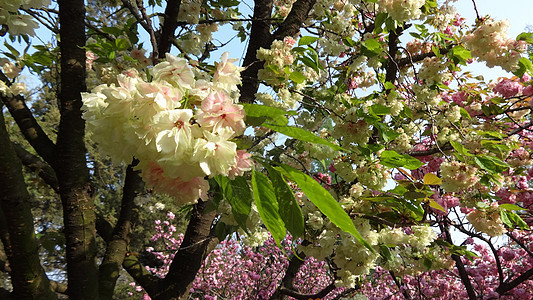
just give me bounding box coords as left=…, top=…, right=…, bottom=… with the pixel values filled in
left=0, top=110, right=56, bottom=299
left=57, top=1, right=98, bottom=299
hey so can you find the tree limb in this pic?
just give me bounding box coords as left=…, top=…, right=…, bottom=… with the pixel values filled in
left=0, top=110, right=56, bottom=299
left=239, top=0, right=274, bottom=104
left=157, top=0, right=182, bottom=58
left=276, top=283, right=337, bottom=300
left=12, top=142, right=59, bottom=193
left=152, top=199, right=218, bottom=300
left=441, top=222, right=477, bottom=300
left=99, top=160, right=143, bottom=299
left=0, top=71, right=57, bottom=167
left=496, top=266, right=533, bottom=295
left=239, top=0, right=317, bottom=104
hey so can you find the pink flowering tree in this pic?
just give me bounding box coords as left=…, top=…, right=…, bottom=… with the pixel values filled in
left=2, top=0, right=533, bottom=299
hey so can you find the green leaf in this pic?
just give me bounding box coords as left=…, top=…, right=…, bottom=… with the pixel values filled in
left=514, top=57, right=533, bottom=77
left=380, top=150, right=424, bottom=170
left=343, top=37, right=356, bottom=47
left=500, top=210, right=513, bottom=228
left=214, top=222, right=238, bottom=240
left=423, top=173, right=442, bottom=185
left=474, top=155, right=509, bottom=173
left=3, top=42, right=20, bottom=57
left=289, top=70, right=307, bottom=84
left=215, top=176, right=252, bottom=231
left=115, top=38, right=130, bottom=51
left=449, top=45, right=472, bottom=66
left=499, top=203, right=524, bottom=211
left=299, top=55, right=320, bottom=73
left=517, top=32, right=533, bottom=43
left=423, top=257, right=433, bottom=270
left=298, top=36, right=319, bottom=46
left=432, top=45, right=442, bottom=58
left=369, top=104, right=391, bottom=115
left=383, top=81, right=395, bottom=90
left=264, top=165, right=304, bottom=237
left=363, top=38, right=382, bottom=53
left=242, top=103, right=289, bottom=126
left=374, top=123, right=400, bottom=143
left=459, top=107, right=472, bottom=120
left=276, top=164, right=375, bottom=253
left=374, top=13, right=388, bottom=34
left=429, top=200, right=446, bottom=212
left=507, top=211, right=530, bottom=230
left=263, top=123, right=346, bottom=152
left=450, top=140, right=472, bottom=161
left=380, top=245, right=393, bottom=262
left=252, top=169, right=286, bottom=246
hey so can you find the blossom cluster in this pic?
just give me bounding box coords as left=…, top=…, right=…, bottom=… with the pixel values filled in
left=82, top=53, right=251, bottom=204
left=462, top=19, right=527, bottom=72
left=466, top=204, right=507, bottom=237
left=0, top=0, right=49, bottom=36
left=0, top=59, right=26, bottom=97
left=256, top=36, right=320, bottom=108
left=378, top=0, right=426, bottom=23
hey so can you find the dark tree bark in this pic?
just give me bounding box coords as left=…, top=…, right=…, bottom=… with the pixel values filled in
left=120, top=197, right=217, bottom=300
left=57, top=1, right=98, bottom=298
left=158, top=0, right=182, bottom=58
left=12, top=142, right=59, bottom=192
left=441, top=223, right=476, bottom=300
left=98, top=161, right=143, bottom=299
left=239, top=0, right=316, bottom=104
left=0, top=111, right=56, bottom=299
left=0, top=93, right=57, bottom=167
left=144, top=200, right=217, bottom=300
left=239, top=0, right=274, bottom=104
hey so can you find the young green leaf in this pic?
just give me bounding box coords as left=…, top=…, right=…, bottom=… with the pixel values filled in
left=423, top=173, right=442, bottom=185
left=242, top=103, right=289, bottom=126
left=264, top=165, right=304, bottom=238
left=251, top=169, right=286, bottom=247
left=276, top=164, right=375, bottom=253
left=380, top=150, right=424, bottom=170
left=263, top=123, right=346, bottom=152
left=298, top=36, right=319, bottom=46
left=215, top=176, right=252, bottom=232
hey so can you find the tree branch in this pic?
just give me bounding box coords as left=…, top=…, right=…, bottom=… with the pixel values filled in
left=239, top=0, right=316, bottom=104
left=271, top=0, right=316, bottom=42
left=496, top=266, right=533, bottom=295
left=441, top=222, right=477, bottom=300
left=99, top=160, right=143, bottom=299
left=12, top=142, right=59, bottom=193
left=0, top=110, right=56, bottom=299
left=396, top=48, right=451, bottom=68
left=239, top=0, right=274, bottom=104
left=153, top=199, right=218, bottom=300
left=157, top=0, right=182, bottom=58
left=276, top=283, right=337, bottom=300
left=0, top=72, right=57, bottom=167
left=270, top=249, right=307, bottom=299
